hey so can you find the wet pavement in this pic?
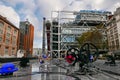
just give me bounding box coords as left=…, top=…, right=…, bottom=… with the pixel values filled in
left=0, top=59, right=120, bottom=80
left=94, top=60, right=120, bottom=75
left=0, top=60, right=76, bottom=80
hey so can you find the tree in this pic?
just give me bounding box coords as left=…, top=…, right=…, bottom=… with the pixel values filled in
left=77, top=23, right=108, bottom=49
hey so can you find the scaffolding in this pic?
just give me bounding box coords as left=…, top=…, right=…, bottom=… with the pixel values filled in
left=50, top=10, right=111, bottom=58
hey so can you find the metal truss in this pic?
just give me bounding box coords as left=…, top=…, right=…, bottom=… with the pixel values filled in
left=50, top=10, right=110, bottom=58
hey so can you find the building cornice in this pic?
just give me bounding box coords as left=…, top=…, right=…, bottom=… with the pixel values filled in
left=0, top=15, right=19, bottom=30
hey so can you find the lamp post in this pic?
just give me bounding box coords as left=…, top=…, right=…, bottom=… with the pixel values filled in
left=42, top=17, right=46, bottom=55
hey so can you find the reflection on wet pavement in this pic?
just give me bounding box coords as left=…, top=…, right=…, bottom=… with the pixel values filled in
left=1, top=60, right=120, bottom=80
left=0, top=60, right=76, bottom=80
left=31, top=61, right=76, bottom=80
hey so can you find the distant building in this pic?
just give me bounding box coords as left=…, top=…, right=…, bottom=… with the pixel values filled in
left=19, top=21, right=34, bottom=57
left=0, top=15, right=19, bottom=57
left=33, top=48, right=45, bottom=57
left=107, top=7, right=120, bottom=52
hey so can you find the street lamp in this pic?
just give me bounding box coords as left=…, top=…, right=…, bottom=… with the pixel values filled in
left=42, top=17, right=46, bottom=55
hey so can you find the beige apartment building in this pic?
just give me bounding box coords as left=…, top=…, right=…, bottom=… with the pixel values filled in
left=0, top=15, right=19, bottom=57
left=107, top=7, right=120, bottom=52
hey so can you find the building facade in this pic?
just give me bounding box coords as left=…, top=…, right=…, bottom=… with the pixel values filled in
left=0, top=15, right=19, bottom=57
left=33, top=48, right=41, bottom=57
left=107, top=7, right=120, bottom=52
left=47, top=10, right=111, bottom=58
left=19, top=21, right=34, bottom=57
left=33, top=48, right=47, bottom=57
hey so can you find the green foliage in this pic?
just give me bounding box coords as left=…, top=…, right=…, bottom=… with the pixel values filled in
left=77, top=23, right=108, bottom=49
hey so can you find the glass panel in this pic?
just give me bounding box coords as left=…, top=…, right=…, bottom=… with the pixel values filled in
left=12, top=36, right=16, bottom=45
left=6, top=33, right=11, bottom=38
left=14, top=29, right=17, bottom=34
left=0, top=29, right=3, bottom=34
left=0, top=22, right=4, bottom=28
left=53, top=27, right=58, bottom=33
left=12, top=40, right=16, bottom=45
left=62, top=36, right=75, bottom=42
left=12, top=36, right=16, bottom=40
left=0, top=37, right=2, bottom=42
left=7, top=26, right=11, bottom=31
left=5, top=39, right=10, bottom=44
left=52, top=43, right=58, bottom=50
left=62, top=28, right=89, bottom=34
left=12, top=48, right=15, bottom=54
left=4, top=47, right=9, bottom=56
left=52, top=35, right=58, bottom=41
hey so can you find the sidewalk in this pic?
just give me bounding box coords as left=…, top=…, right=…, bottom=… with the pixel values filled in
left=94, top=60, right=120, bottom=75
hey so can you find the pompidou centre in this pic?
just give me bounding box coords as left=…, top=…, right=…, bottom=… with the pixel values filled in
left=45, top=10, right=111, bottom=58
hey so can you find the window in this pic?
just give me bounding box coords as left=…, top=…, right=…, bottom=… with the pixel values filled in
left=0, top=22, right=4, bottom=28
left=111, top=35, right=114, bottom=40
left=12, top=36, right=16, bottom=45
left=12, top=36, right=16, bottom=40
left=14, top=29, right=17, bottom=34
left=0, top=37, right=2, bottom=42
left=114, top=27, right=117, bottom=33
left=0, top=29, right=3, bottom=34
left=12, top=40, right=16, bottom=45
left=115, top=33, right=118, bottom=39
left=110, top=29, right=113, bottom=34
left=112, top=41, right=115, bottom=48
left=4, top=47, right=9, bottom=56
left=53, top=27, right=58, bottom=33
left=6, top=33, right=11, bottom=38
left=52, top=35, right=58, bottom=41
left=52, top=43, right=58, bottom=50
left=62, top=29, right=72, bottom=34
left=12, top=48, right=15, bottom=55
left=5, top=39, right=10, bottom=44
left=7, top=26, right=11, bottom=32
left=116, top=39, right=119, bottom=49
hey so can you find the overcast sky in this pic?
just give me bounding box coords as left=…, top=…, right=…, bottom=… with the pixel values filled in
left=0, top=0, right=120, bottom=48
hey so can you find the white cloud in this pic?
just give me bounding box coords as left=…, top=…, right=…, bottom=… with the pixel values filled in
left=115, top=2, right=120, bottom=8
left=36, top=0, right=71, bottom=18
left=2, top=0, right=43, bottom=48
left=89, top=0, right=120, bottom=12
left=25, top=14, right=40, bottom=29
left=33, top=39, right=42, bottom=48
left=0, top=5, right=20, bottom=27
left=110, top=2, right=120, bottom=13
